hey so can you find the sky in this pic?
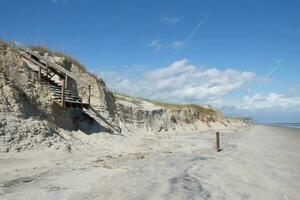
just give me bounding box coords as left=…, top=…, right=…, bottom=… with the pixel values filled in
left=0, top=0, right=299, bottom=123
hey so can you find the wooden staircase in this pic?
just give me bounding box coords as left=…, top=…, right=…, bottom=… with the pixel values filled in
left=10, top=41, right=91, bottom=110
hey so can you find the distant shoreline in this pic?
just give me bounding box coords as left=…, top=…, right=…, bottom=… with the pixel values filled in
left=259, top=123, right=300, bottom=130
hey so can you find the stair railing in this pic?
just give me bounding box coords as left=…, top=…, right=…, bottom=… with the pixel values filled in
left=10, top=41, right=92, bottom=109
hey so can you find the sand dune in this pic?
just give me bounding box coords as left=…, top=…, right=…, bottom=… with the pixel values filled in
left=1, top=125, right=299, bottom=200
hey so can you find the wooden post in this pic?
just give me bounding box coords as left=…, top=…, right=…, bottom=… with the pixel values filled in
left=46, top=63, right=48, bottom=77
left=65, top=75, right=68, bottom=89
left=216, top=131, right=220, bottom=152
left=61, top=78, right=65, bottom=108
left=88, top=85, right=91, bottom=107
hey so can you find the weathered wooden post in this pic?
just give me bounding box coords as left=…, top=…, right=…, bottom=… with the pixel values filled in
left=65, top=75, right=68, bottom=89
left=61, top=78, right=65, bottom=108
left=216, top=131, right=220, bottom=152
left=46, top=63, right=48, bottom=77
left=88, top=85, right=91, bottom=107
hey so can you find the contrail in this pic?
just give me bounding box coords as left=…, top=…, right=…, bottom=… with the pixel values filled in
left=172, top=13, right=209, bottom=58
left=265, top=66, right=278, bottom=78
left=265, top=59, right=285, bottom=78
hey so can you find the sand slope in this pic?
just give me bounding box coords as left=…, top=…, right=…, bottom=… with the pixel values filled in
left=0, top=125, right=299, bottom=200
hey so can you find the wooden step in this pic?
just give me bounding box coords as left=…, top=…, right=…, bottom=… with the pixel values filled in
left=53, top=96, right=82, bottom=102
left=51, top=91, right=81, bottom=96
left=52, top=93, right=81, bottom=98
left=51, top=89, right=73, bottom=94
left=52, top=95, right=82, bottom=101
left=52, top=91, right=81, bottom=96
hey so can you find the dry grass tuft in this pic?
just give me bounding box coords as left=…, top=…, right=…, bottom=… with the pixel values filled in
left=30, top=45, right=107, bottom=85
left=113, top=92, right=217, bottom=115
left=0, top=39, right=8, bottom=49
left=30, top=45, right=87, bottom=73
left=114, top=93, right=142, bottom=106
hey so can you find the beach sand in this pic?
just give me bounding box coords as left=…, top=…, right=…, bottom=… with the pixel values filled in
left=0, top=125, right=300, bottom=200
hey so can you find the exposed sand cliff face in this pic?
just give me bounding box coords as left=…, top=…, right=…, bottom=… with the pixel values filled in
left=0, top=48, right=68, bottom=152
left=115, top=94, right=230, bottom=134
left=0, top=41, right=246, bottom=152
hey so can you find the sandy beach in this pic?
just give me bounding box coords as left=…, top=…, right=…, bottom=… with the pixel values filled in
left=0, top=125, right=299, bottom=200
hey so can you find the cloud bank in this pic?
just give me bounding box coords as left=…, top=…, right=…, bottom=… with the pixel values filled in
left=100, top=59, right=300, bottom=122
left=242, top=93, right=300, bottom=110
left=100, top=59, right=256, bottom=105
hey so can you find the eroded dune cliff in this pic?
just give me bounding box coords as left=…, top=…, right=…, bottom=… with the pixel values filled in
left=0, top=40, right=245, bottom=152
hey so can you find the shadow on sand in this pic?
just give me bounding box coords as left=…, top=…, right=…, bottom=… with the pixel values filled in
left=53, top=104, right=123, bottom=136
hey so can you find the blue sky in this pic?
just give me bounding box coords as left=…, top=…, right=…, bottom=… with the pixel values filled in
left=0, top=0, right=300, bottom=123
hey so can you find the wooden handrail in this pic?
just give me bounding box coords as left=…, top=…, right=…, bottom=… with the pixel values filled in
left=12, top=41, right=91, bottom=87
left=13, top=48, right=48, bottom=71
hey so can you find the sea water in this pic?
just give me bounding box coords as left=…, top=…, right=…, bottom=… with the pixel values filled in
left=275, top=123, right=300, bottom=129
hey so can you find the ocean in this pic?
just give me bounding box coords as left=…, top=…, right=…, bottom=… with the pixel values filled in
left=274, top=123, right=300, bottom=129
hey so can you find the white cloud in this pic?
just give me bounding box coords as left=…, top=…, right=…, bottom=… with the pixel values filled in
left=242, top=93, right=300, bottom=110
left=149, top=40, right=184, bottom=52
left=101, top=60, right=300, bottom=114
left=101, top=59, right=256, bottom=105
left=149, top=40, right=162, bottom=52
left=288, top=87, right=300, bottom=97
left=170, top=41, right=184, bottom=50
left=161, top=17, right=180, bottom=24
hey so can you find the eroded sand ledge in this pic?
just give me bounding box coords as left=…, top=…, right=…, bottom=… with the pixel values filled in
left=1, top=125, right=300, bottom=200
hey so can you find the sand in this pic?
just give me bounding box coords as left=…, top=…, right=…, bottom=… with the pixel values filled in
left=0, top=125, right=300, bottom=200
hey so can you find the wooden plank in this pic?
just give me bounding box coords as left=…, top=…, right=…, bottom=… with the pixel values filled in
left=14, top=48, right=47, bottom=71
left=56, top=99, right=89, bottom=105
left=61, top=79, right=65, bottom=108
